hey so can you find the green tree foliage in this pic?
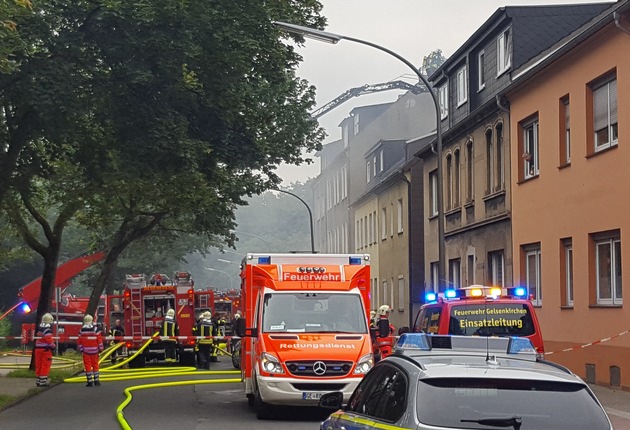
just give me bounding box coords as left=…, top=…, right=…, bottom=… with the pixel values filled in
left=0, top=0, right=32, bottom=74
left=422, top=49, right=447, bottom=77
left=0, top=0, right=327, bottom=318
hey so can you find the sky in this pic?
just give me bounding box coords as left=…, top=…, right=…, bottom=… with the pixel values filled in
left=275, top=0, right=612, bottom=185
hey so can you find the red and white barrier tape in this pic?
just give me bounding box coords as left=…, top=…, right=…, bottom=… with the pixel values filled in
left=545, top=329, right=630, bottom=355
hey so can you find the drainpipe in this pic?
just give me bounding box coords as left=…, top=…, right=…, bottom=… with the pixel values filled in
left=614, top=11, right=630, bottom=36
left=496, top=95, right=510, bottom=113
left=399, top=169, right=414, bottom=329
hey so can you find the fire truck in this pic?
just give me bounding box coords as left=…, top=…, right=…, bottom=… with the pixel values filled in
left=235, top=253, right=373, bottom=419
left=8, top=251, right=107, bottom=352
left=116, top=271, right=215, bottom=368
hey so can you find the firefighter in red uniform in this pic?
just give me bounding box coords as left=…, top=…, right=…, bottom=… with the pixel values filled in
left=161, top=308, right=179, bottom=362
left=34, top=313, right=56, bottom=387
left=78, top=314, right=104, bottom=387
left=374, top=305, right=395, bottom=362
left=195, top=311, right=217, bottom=369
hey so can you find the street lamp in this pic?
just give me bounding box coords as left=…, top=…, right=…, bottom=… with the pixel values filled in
left=273, top=21, right=445, bottom=289
left=271, top=188, right=315, bottom=253
left=230, top=230, right=273, bottom=252
left=205, top=267, right=233, bottom=290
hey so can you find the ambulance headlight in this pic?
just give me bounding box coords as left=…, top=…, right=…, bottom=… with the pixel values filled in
left=354, top=353, right=374, bottom=374
left=260, top=352, right=284, bottom=374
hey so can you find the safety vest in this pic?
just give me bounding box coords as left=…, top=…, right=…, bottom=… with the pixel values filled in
left=78, top=324, right=104, bottom=355
left=197, top=319, right=215, bottom=344
left=161, top=317, right=178, bottom=342
left=35, top=324, right=55, bottom=350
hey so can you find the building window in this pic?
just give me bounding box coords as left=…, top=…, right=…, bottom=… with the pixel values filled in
left=485, top=129, right=494, bottom=194
left=390, top=202, right=394, bottom=238
left=353, top=113, right=360, bottom=135
left=429, top=170, right=438, bottom=217
left=343, top=125, right=349, bottom=148
left=454, top=149, right=461, bottom=207
left=456, top=65, right=468, bottom=106
left=380, top=149, right=384, bottom=172
left=373, top=156, right=377, bottom=176
left=446, top=153, right=453, bottom=210
left=488, top=250, right=504, bottom=288
left=560, top=95, right=571, bottom=165
left=467, top=254, right=475, bottom=286
left=561, top=238, right=573, bottom=307
left=398, top=276, right=405, bottom=311
left=466, top=140, right=474, bottom=203
left=366, top=161, right=371, bottom=183
left=397, top=199, right=403, bottom=234
left=525, top=246, right=542, bottom=306
left=591, top=73, right=618, bottom=152
left=430, top=261, right=439, bottom=293
left=521, top=116, right=539, bottom=179
left=496, top=123, right=504, bottom=190
left=593, top=233, right=622, bottom=305
left=438, top=84, right=448, bottom=119
left=381, top=207, right=387, bottom=240
left=449, top=258, right=461, bottom=289
left=497, top=29, right=511, bottom=76
left=478, top=50, right=485, bottom=91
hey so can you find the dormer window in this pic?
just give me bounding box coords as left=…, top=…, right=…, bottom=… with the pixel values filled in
left=497, top=29, right=512, bottom=76
left=438, top=84, right=448, bottom=119
left=456, top=66, right=468, bottom=106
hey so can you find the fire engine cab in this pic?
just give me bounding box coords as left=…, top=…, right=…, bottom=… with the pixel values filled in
left=115, top=271, right=215, bottom=367
left=407, top=285, right=545, bottom=358
left=236, top=253, right=373, bottom=420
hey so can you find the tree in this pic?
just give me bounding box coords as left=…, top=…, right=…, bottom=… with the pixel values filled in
left=422, top=49, right=447, bottom=77
left=2, top=1, right=328, bottom=317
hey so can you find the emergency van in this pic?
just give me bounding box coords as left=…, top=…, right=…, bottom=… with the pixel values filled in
left=408, top=285, right=545, bottom=358
left=235, top=253, right=373, bottom=419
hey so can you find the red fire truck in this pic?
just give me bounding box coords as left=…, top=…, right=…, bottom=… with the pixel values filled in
left=115, top=271, right=215, bottom=367
left=236, top=253, right=373, bottom=419
left=9, top=251, right=107, bottom=352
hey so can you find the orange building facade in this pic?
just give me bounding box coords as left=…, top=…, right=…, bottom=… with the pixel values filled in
left=507, top=7, right=630, bottom=389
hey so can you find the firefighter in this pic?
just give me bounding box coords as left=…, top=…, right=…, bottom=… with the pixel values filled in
left=34, top=313, right=56, bottom=387
left=195, top=311, right=216, bottom=369
left=78, top=314, right=104, bottom=387
left=109, top=318, right=125, bottom=364
left=161, top=308, right=179, bottom=363
left=377, top=305, right=395, bottom=337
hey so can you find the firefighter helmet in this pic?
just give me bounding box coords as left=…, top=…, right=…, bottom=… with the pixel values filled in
left=234, top=313, right=241, bottom=320
left=370, top=310, right=377, bottom=319
left=202, top=311, right=212, bottom=319
left=378, top=305, right=390, bottom=316
left=41, top=313, right=54, bottom=324
left=83, top=314, right=94, bottom=324
left=166, top=309, right=175, bottom=318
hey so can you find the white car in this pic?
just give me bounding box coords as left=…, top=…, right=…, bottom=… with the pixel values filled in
left=320, top=334, right=613, bottom=430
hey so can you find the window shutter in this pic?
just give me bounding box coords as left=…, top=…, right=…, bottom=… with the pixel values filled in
left=610, top=79, right=618, bottom=125
left=593, top=83, right=608, bottom=131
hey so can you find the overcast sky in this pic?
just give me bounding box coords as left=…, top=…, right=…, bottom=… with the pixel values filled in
left=275, top=0, right=612, bottom=184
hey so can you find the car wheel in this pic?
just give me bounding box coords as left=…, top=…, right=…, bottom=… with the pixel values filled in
left=255, top=384, right=274, bottom=420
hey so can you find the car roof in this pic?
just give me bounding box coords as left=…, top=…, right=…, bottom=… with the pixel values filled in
left=388, top=333, right=584, bottom=385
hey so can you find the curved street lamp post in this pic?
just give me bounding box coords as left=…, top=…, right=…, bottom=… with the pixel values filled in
left=273, top=22, right=445, bottom=289
left=205, top=267, right=233, bottom=290
left=272, top=188, right=315, bottom=254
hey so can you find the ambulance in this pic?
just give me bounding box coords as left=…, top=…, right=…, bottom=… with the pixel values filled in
left=235, top=253, right=373, bottom=419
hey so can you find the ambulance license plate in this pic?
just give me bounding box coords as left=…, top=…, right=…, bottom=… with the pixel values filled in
left=302, top=392, right=323, bottom=400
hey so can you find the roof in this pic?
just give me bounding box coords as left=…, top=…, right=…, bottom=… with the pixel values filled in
left=429, top=2, right=615, bottom=82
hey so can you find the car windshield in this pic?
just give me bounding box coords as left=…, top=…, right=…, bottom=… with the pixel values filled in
left=448, top=303, right=536, bottom=336
left=416, top=378, right=610, bottom=430
left=261, top=292, right=368, bottom=334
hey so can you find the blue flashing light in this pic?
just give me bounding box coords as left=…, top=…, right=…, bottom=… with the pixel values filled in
left=395, top=333, right=431, bottom=351
left=513, top=287, right=527, bottom=297
left=444, top=289, right=457, bottom=298
left=257, top=256, right=271, bottom=264
left=425, top=292, right=437, bottom=302
left=508, top=337, right=536, bottom=354
left=349, top=257, right=362, bottom=265
left=19, top=303, right=31, bottom=314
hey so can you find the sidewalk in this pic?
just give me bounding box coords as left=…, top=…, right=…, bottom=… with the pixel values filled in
left=590, top=384, right=630, bottom=421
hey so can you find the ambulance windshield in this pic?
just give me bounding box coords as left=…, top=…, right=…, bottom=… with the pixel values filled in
left=262, top=292, right=368, bottom=334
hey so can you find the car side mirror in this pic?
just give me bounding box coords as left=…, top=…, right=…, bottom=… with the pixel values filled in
left=235, top=318, right=258, bottom=337
left=319, top=391, right=344, bottom=410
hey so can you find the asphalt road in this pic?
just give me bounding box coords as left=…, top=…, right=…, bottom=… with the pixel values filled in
left=0, top=358, right=328, bottom=430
